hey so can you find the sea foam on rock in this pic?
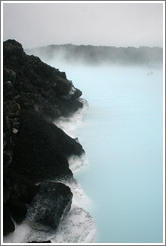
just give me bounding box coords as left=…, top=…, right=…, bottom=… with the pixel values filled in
left=68, top=154, right=89, bottom=173
left=54, top=99, right=89, bottom=173
left=54, top=98, right=88, bottom=139
left=4, top=179, right=97, bottom=243
left=4, top=205, right=96, bottom=243
left=27, top=182, right=73, bottom=231
left=25, top=206, right=97, bottom=243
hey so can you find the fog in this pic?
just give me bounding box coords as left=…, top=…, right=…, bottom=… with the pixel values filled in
left=3, top=2, right=163, bottom=49
left=25, top=44, right=163, bottom=71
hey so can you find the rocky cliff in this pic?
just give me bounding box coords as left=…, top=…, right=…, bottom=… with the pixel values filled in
left=3, top=39, right=84, bottom=237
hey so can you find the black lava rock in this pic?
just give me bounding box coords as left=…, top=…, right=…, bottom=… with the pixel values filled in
left=27, top=182, right=73, bottom=231
left=12, top=111, right=84, bottom=183
left=3, top=39, right=83, bottom=121
left=3, top=39, right=84, bottom=237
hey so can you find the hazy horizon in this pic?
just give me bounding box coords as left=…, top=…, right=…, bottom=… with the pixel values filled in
left=26, top=43, right=163, bottom=49
left=3, top=38, right=163, bottom=50
left=3, top=1, right=163, bottom=49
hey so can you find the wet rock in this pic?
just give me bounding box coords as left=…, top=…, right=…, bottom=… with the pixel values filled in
left=24, top=205, right=97, bottom=243
left=27, top=182, right=73, bottom=231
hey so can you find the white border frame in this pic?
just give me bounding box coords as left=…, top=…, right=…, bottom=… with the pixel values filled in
left=1, top=1, right=165, bottom=245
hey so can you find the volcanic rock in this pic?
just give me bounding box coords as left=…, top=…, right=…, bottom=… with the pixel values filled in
left=27, top=182, right=73, bottom=231
left=12, top=111, right=84, bottom=183
left=3, top=39, right=84, bottom=236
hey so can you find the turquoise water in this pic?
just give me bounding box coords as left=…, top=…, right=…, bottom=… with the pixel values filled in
left=63, top=64, right=163, bottom=243
left=42, top=60, right=164, bottom=243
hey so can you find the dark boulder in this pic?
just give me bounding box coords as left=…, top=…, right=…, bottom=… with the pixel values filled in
left=27, top=182, right=73, bottom=231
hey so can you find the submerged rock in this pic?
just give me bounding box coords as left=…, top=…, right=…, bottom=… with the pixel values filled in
left=27, top=182, right=73, bottom=231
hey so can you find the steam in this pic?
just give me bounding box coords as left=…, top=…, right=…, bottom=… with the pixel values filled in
left=68, top=154, right=89, bottom=173
left=25, top=44, right=163, bottom=68
left=54, top=98, right=88, bottom=138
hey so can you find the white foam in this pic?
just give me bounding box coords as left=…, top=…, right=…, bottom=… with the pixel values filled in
left=3, top=98, right=97, bottom=243
left=55, top=99, right=90, bottom=173
left=3, top=154, right=96, bottom=244
left=22, top=205, right=97, bottom=244
left=68, top=154, right=89, bottom=173
left=58, top=178, right=92, bottom=212
left=3, top=222, right=31, bottom=243
left=49, top=205, right=97, bottom=243
left=3, top=180, right=96, bottom=243
left=54, top=98, right=88, bottom=138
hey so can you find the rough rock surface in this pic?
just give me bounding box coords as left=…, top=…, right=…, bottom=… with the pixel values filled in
left=27, top=182, right=73, bottom=231
left=12, top=111, right=84, bottom=183
left=3, top=39, right=84, bottom=236
left=3, top=39, right=83, bottom=121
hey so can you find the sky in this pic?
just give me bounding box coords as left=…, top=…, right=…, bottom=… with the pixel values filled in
left=2, top=1, right=164, bottom=49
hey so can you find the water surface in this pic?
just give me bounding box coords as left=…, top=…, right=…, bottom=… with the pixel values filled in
left=44, top=61, right=164, bottom=243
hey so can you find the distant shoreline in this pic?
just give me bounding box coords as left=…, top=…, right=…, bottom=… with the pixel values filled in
left=26, top=44, right=163, bottom=66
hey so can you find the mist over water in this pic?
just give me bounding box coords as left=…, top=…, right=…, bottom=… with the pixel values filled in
left=26, top=52, right=163, bottom=243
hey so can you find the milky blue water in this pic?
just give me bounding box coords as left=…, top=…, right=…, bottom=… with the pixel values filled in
left=41, top=60, right=164, bottom=243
